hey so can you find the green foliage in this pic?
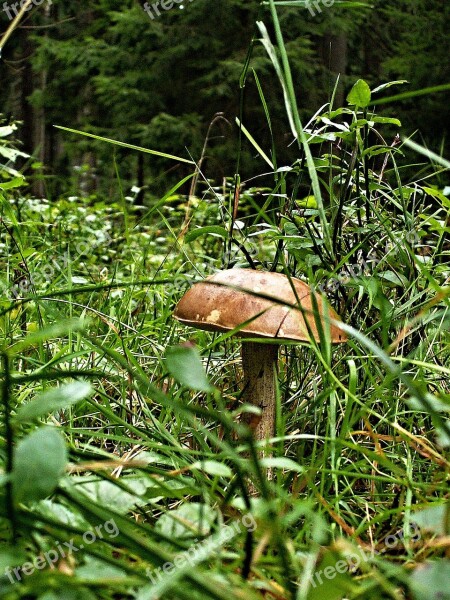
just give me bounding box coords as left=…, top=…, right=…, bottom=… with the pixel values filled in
left=14, top=381, right=93, bottom=423
left=166, top=345, right=216, bottom=393
left=12, top=427, right=67, bottom=505
left=346, top=79, right=371, bottom=108
left=0, top=120, right=28, bottom=188
left=0, top=2, right=449, bottom=599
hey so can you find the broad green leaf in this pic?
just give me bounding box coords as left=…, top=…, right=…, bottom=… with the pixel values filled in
left=10, top=319, right=86, bottom=355
left=347, top=79, right=371, bottom=108
left=409, top=560, right=450, bottom=600
left=371, top=116, right=402, bottom=127
left=14, top=381, right=94, bottom=423
left=350, top=118, right=373, bottom=129
left=296, top=196, right=317, bottom=208
left=0, top=146, right=29, bottom=160
left=408, top=394, right=450, bottom=414
left=306, top=550, right=355, bottom=600
left=185, top=226, right=228, bottom=244
left=412, top=503, right=449, bottom=536
left=166, top=345, right=215, bottom=392
left=71, top=476, right=151, bottom=512
left=422, top=186, right=449, bottom=204
left=0, top=125, right=17, bottom=138
left=378, top=270, right=409, bottom=286
left=326, top=108, right=354, bottom=119
left=260, top=457, right=304, bottom=473
left=0, top=177, right=26, bottom=190
left=155, top=503, right=217, bottom=539
left=12, top=427, right=67, bottom=505
left=36, top=499, right=90, bottom=529
left=190, top=460, right=232, bottom=478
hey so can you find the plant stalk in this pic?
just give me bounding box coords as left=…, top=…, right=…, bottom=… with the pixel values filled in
left=241, top=341, right=278, bottom=448
left=1, top=351, right=17, bottom=541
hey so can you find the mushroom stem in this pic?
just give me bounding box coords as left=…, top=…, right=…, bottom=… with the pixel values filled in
left=241, top=341, right=279, bottom=448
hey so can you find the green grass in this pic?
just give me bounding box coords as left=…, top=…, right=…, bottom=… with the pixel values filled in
left=1, top=4, right=449, bottom=600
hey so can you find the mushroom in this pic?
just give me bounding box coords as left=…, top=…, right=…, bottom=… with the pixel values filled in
left=173, top=268, right=347, bottom=451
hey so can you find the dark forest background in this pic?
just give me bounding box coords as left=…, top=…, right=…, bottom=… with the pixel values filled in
left=1, top=0, right=449, bottom=200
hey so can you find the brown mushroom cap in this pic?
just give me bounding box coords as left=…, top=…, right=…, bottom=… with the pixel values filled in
left=174, top=268, right=347, bottom=343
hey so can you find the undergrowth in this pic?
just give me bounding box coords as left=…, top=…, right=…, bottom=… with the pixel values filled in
left=0, top=1, right=449, bottom=599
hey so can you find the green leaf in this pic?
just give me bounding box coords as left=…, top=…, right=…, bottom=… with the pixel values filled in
left=260, top=457, right=304, bottom=473
left=155, top=503, right=217, bottom=539
left=408, top=394, right=450, bottom=414
left=409, top=560, right=450, bottom=600
left=371, top=116, right=402, bottom=127
left=422, top=186, right=449, bottom=204
left=12, top=428, right=67, bottom=505
left=0, top=125, right=17, bottom=138
left=185, top=226, right=228, bottom=244
left=412, top=503, right=450, bottom=536
left=76, top=556, right=127, bottom=581
left=371, top=80, right=408, bottom=94
left=0, top=146, right=29, bottom=161
left=257, top=15, right=333, bottom=257
left=347, top=79, right=371, bottom=108
left=38, top=589, right=97, bottom=600
left=306, top=550, right=355, bottom=600
left=378, top=270, right=409, bottom=287
left=191, top=460, right=232, bottom=478
left=166, top=345, right=215, bottom=392
left=0, top=177, right=26, bottom=190
left=236, top=117, right=274, bottom=169
left=362, top=145, right=403, bottom=158
left=371, top=83, right=450, bottom=106
left=54, top=126, right=194, bottom=165
left=402, top=138, right=450, bottom=169
left=14, top=381, right=94, bottom=423
left=71, top=476, right=151, bottom=512
left=36, top=499, right=90, bottom=529
left=10, top=319, right=86, bottom=355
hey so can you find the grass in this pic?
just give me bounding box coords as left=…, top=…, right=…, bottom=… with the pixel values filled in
left=0, top=3, right=449, bottom=599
